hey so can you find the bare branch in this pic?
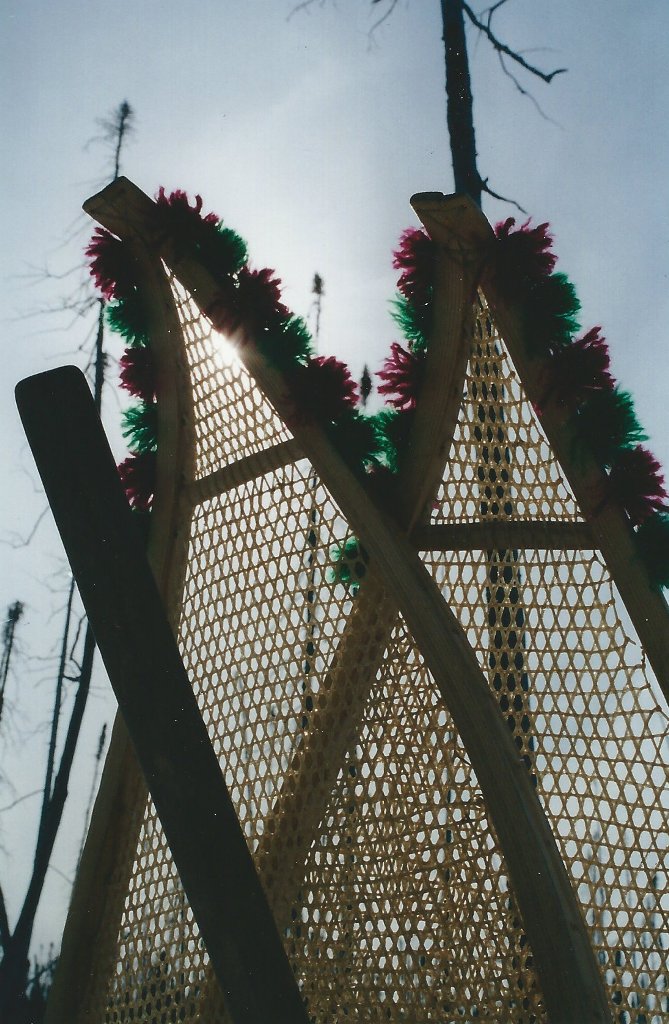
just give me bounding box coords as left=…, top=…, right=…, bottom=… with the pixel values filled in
left=16, top=261, right=83, bottom=285
left=369, top=0, right=400, bottom=42
left=482, top=0, right=511, bottom=25
left=287, top=0, right=326, bottom=21
left=87, top=101, right=135, bottom=181
left=462, top=1, right=566, bottom=83
left=47, top=863, right=73, bottom=886
left=479, top=176, right=528, bottom=214
left=497, top=53, right=562, bottom=127
left=288, top=0, right=399, bottom=42
left=0, top=789, right=42, bottom=813
left=69, top=613, right=86, bottom=662
left=0, top=507, right=49, bottom=549
left=0, top=883, right=10, bottom=952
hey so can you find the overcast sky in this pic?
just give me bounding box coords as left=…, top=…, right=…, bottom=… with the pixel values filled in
left=1, top=0, right=668, bottom=963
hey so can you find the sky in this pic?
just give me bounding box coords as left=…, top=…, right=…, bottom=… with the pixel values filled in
left=1, top=0, right=668, bottom=966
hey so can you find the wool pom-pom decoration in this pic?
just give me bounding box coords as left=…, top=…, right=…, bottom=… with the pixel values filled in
left=606, top=446, right=667, bottom=526
left=390, top=294, right=430, bottom=352
left=287, top=356, right=359, bottom=424
left=211, top=267, right=289, bottom=341
left=121, top=401, right=159, bottom=454
left=106, top=293, right=151, bottom=347
left=547, top=327, right=614, bottom=408
left=326, top=412, right=382, bottom=477
left=86, top=228, right=139, bottom=301
left=523, top=273, right=581, bottom=357
left=373, top=408, right=416, bottom=475
left=197, top=224, right=248, bottom=279
left=119, top=347, right=157, bottom=401
left=326, top=537, right=369, bottom=595
left=154, top=188, right=247, bottom=280
left=377, top=341, right=426, bottom=412
left=393, top=228, right=436, bottom=309
left=635, top=512, right=669, bottom=590
left=368, top=410, right=401, bottom=474
left=118, top=450, right=157, bottom=514
left=155, top=188, right=219, bottom=232
left=260, top=314, right=313, bottom=372
left=493, top=218, right=557, bottom=298
left=574, top=387, right=646, bottom=468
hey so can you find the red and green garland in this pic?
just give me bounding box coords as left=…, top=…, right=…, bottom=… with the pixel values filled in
left=86, top=192, right=669, bottom=591
left=87, top=189, right=394, bottom=534
left=375, top=218, right=669, bottom=589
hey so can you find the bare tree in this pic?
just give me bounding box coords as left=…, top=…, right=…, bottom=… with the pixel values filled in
left=0, top=101, right=134, bottom=1022
left=0, top=602, right=24, bottom=728
left=292, top=0, right=565, bottom=208
left=441, top=0, right=564, bottom=206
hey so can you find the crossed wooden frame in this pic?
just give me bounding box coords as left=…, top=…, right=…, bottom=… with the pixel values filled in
left=20, top=179, right=669, bottom=1024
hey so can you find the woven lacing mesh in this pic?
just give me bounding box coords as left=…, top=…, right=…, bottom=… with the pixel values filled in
left=86, top=277, right=667, bottom=1024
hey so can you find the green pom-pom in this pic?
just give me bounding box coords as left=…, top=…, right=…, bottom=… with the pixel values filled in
left=369, top=408, right=415, bottom=474
left=260, top=315, right=313, bottom=371
left=574, top=387, right=647, bottom=468
left=326, top=536, right=369, bottom=595
left=198, top=224, right=248, bottom=278
left=524, top=273, right=580, bottom=355
left=390, top=294, right=429, bottom=352
left=636, top=513, right=669, bottom=590
left=326, top=412, right=382, bottom=476
left=122, top=401, right=158, bottom=454
left=106, top=293, right=150, bottom=347
left=369, top=410, right=400, bottom=473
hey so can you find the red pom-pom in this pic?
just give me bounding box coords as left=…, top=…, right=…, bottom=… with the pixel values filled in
left=494, top=218, right=557, bottom=297
left=119, top=348, right=157, bottom=401
left=118, top=451, right=157, bottom=513
left=212, top=267, right=289, bottom=339
left=156, top=187, right=203, bottom=214
left=548, top=327, right=614, bottom=407
left=377, top=341, right=426, bottom=412
left=288, top=356, right=359, bottom=423
left=154, top=187, right=220, bottom=237
left=393, top=228, right=436, bottom=308
left=86, top=228, right=138, bottom=301
left=607, top=446, right=668, bottom=526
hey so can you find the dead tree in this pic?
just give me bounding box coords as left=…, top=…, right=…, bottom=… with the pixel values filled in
left=0, top=101, right=134, bottom=1021
left=294, top=0, right=565, bottom=208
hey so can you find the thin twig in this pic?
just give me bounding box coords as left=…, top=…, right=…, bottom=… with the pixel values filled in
left=47, top=863, right=73, bottom=886
left=498, top=52, right=562, bottom=126
left=16, top=262, right=83, bottom=284
left=462, top=1, right=566, bottom=82
left=0, top=507, right=49, bottom=549
left=369, top=0, right=400, bottom=42
left=0, top=789, right=42, bottom=812
left=287, top=0, right=326, bottom=21
left=482, top=0, right=511, bottom=25
left=479, top=177, right=528, bottom=214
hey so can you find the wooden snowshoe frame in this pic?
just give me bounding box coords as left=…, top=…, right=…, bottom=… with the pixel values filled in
left=45, top=179, right=668, bottom=1024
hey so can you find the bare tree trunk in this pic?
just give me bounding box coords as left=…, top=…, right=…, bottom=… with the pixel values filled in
left=0, top=630, right=95, bottom=1016
left=0, top=99, right=133, bottom=1019
left=36, top=583, right=75, bottom=850
left=93, top=298, right=106, bottom=413
left=111, top=100, right=132, bottom=182
left=441, top=0, right=481, bottom=205
left=0, top=602, right=24, bottom=727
